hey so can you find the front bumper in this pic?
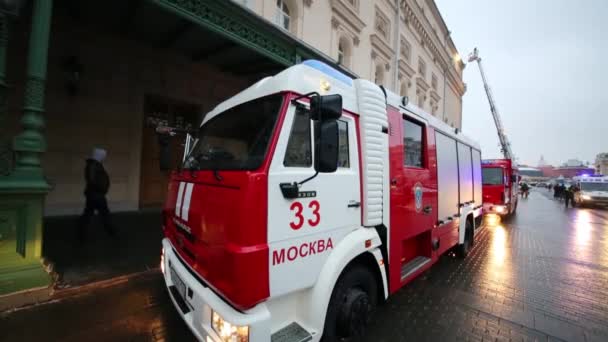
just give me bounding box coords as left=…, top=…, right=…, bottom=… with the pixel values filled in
left=483, top=203, right=508, bottom=215
left=161, top=238, right=271, bottom=341
left=579, top=198, right=608, bottom=206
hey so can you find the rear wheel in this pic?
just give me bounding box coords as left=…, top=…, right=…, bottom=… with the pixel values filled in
left=457, top=220, right=474, bottom=258
left=322, top=265, right=378, bottom=342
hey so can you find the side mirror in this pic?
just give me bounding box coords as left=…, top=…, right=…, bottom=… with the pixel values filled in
left=315, top=120, right=339, bottom=173
left=157, top=134, right=171, bottom=171
left=310, top=94, right=342, bottom=121
left=511, top=175, right=518, bottom=183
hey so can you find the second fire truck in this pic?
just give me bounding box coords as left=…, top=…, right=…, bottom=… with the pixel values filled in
left=158, top=60, right=483, bottom=342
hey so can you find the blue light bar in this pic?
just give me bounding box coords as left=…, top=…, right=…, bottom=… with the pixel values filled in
left=301, top=60, right=353, bottom=86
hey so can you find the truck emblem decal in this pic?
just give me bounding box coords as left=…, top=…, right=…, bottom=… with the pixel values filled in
left=175, top=182, right=194, bottom=221
left=414, top=183, right=423, bottom=212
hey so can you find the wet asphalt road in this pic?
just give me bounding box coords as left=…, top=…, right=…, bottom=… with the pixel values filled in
left=2, top=189, right=608, bottom=342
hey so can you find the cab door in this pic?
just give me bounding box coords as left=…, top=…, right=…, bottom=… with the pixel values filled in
left=389, top=111, right=437, bottom=238
left=388, top=108, right=437, bottom=291
left=267, top=100, right=361, bottom=297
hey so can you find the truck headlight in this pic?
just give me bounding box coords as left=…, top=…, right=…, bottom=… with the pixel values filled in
left=212, top=311, right=249, bottom=342
left=581, top=195, right=591, bottom=200
left=160, top=247, right=165, bottom=275
left=494, top=205, right=506, bottom=214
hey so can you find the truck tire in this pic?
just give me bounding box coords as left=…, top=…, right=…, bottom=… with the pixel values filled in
left=457, top=220, right=473, bottom=258
left=322, top=265, right=378, bottom=342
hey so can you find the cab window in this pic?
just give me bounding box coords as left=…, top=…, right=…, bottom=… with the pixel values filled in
left=284, top=108, right=312, bottom=167
left=285, top=108, right=350, bottom=169
left=338, top=120, right=350, bottom=168
left=403, top=117, right=424, bottom=168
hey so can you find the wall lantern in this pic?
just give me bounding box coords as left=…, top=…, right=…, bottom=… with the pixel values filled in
left=0, top=0, right=26, bottom=17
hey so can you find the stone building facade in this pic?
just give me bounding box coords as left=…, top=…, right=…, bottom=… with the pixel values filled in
left=235, top=0, right=467, bottom=128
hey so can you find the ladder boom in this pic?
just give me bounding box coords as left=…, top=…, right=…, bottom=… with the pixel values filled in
left=468, top=48, right=514, bottom=162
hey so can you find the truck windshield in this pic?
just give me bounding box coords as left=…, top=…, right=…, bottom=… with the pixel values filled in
left=482, top=167, right=504, bottom=185
left=184, top=94, right=283, bottom=170
left=580, top=182, right=608, bottom=191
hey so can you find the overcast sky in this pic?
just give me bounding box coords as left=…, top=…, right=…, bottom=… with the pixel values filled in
left=435, top=0, right=607, bottom=167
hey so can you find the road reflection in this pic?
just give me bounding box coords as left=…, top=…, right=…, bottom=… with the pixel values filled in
left=484, top=214, right=513, bottom=285
left=573, top=210, right=592, bottom=249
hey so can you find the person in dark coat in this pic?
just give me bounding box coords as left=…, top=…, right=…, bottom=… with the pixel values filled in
left=564, top=184, right=579, bottom=208
left=553, top=184, right=559, bottom=198
left=77, top=148, right=116, bottom=241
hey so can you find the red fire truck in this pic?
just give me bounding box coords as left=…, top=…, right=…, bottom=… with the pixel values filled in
left=481, top=159, right=519, bottom=216
left=158, top=60, right=483, bottom=342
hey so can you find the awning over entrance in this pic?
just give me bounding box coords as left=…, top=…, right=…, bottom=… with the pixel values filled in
left=60, top=0, right=355, bottom=82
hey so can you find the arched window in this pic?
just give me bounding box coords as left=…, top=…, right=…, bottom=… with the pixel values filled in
left=337, top=36, right=351, bottom=68
left=275, top=0, right=291, bottom=31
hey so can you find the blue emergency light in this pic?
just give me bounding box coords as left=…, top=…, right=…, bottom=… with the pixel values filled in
left=302, top=60, right=353, bottom=86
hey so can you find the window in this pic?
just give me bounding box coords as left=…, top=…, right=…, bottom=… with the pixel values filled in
left=375, top=11, right=390, bottom=41
left=275, top=0, right=291, bottom=31
left=482, top=167, right=504, bottom=185
left=401, top=40, right=411, bottom=62
left=403, top=118, right=424, bottom=168
left=284, top=108, right=312, bottom=167
left=374, top=63, right=384, bottom=86
left=338, top=120, right=350, bottom=167
left=431, top=74, right=438, bottom=91
left=430, top=100, right=437, bottom=115
left=186, top=95, right=283, bottom=170
left=400, top=81, right=408, bottom=97
left=337, top=37, right=351, bottom=67
left=418, top=58, right=426, bottom=78
left=580, top=182, right=608, bottom=191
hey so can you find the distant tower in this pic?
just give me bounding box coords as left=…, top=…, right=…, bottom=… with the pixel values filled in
left=538, top=155, right=548, bottom=167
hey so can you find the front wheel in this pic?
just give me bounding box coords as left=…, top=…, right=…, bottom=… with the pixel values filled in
left=322, top=265, right=378, bottom=342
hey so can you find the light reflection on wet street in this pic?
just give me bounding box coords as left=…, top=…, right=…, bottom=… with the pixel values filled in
left=368, top=189, right=608, bottom=341
left=2, top=190, right=608, bottom=341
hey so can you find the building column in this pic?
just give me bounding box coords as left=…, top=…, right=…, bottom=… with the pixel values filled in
left=0, top=0, right=53, bottom=297
left=0, top=13, right=8, bottom=126
left=12, top=0, right=52, bottom=184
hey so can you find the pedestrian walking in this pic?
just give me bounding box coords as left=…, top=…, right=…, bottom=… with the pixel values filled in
left=564, top=184, right=578, bottom=208
left=553, top=184, right=559, bottom=198
left=77, top=148, right=116, bottom=242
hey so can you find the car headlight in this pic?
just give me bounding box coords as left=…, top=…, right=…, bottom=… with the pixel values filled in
left=581, top=195, right=591, bottom=200
left=494, top=205, right=506, bottom=214
left=212, top=311, right=249, bottom=342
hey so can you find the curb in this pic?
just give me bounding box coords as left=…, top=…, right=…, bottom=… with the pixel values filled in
left=1, top=268, right=161, bottom=314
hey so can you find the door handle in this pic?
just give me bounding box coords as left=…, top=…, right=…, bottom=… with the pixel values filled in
left=423, top=206, right=432, bottom=214
left=348, top=201, right=361, bottom=208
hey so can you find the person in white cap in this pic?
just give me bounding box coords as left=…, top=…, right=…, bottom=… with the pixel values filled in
left=77, top=148, right=116, bottom=241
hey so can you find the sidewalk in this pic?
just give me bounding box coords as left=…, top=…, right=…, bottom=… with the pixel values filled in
left=43, top=209, right=163, bottom=288
left=0, top=270, right=195, bottom=342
